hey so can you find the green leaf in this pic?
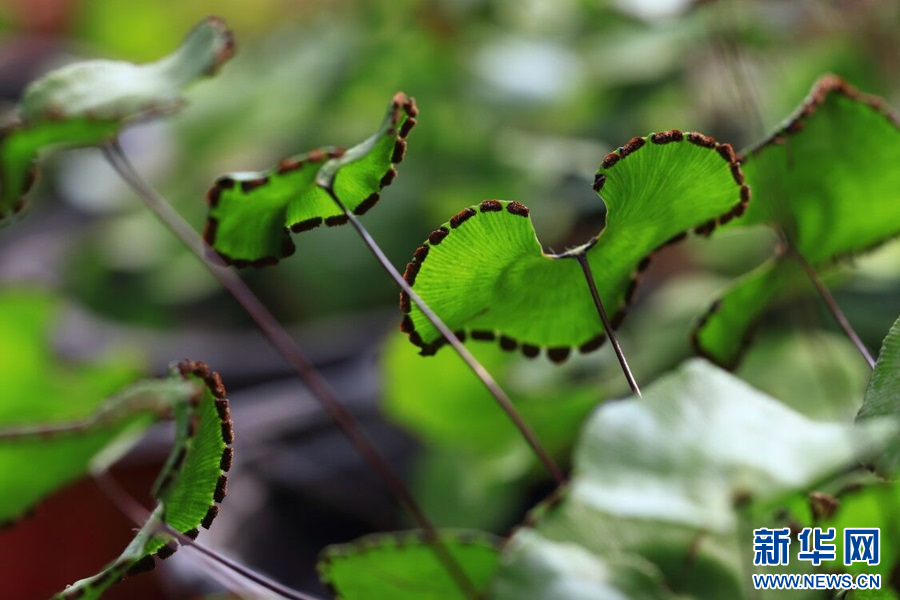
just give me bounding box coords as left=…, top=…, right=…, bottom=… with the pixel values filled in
left=382, top=331, right=599, bottom=528
left=318, top=530, right=500, bottom=600
left=0, top=290, right=234, bottom=597
left=491, top=529, right=676, bottom=600
left=0, top=289, right=139, bottom=524
left=857, top=314, right=900, bottom=474
left=0, top=119, right=120, bottom=219
left=850, top=591, right=900, bottom=600
left=0, top=16, right=234, bottom=218
left=817, top=479, right=900, bottom=588
left=491, top=359, right=896, bottom=599
left=52, top=360, right=234, bottom=599
left=382, top=331, right=598, bottom=458
left=735, top=330, right=872, bottom=422
left=694, top=75, right=900, bottom=368
left=0, top=377, right=190, bottom=526
left=400, top=131, right=748, bottom=359
left=204, top=92, right=417, bottom=266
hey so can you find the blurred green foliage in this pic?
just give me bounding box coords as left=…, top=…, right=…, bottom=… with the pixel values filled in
left=0, top=289, right=139, bottom=523
left=2, top=0, right=896, bottom=327
left=320, top=530, right=501, bottom=599
left=490, top=359, right=897, bottom=599
left=0, top=1, right=898, bottom=597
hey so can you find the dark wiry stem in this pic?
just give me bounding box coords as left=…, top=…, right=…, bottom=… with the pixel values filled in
left=574, top=253, right=642, bottom=397
left=93, top=471, right=322, bottom=600
left=321, top=184, right=566, bottom=485
left=786, top=244, right=876, bottom=370
left=101, top=141, right=479, bottom=600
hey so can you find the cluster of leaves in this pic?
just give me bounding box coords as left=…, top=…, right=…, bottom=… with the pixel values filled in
left=0, top=13, right=899, bottom=600
left=315, top=77, right=900, bottom=598
left=0, top=20, right=237, bottom=599
left=0, top=292, right=233, bottom=600
left=694, top=76, right=900, bottom=368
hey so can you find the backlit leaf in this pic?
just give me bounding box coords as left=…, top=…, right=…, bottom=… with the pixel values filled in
left=694, top=75, right=900, bottom=368
left=204, top=92, right=416, bottom=266
left=401, top=132, right=748, bottom=359
left=52, top=360, right=234, bottom=599
left=0, top=290, right=234, bottom=598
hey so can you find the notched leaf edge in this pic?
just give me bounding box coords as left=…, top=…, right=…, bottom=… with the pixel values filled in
left=401, top=130, right=748, bottom=362
left=740, top=74, right=900, bottom=161
left=690, top=75, right=900, bottom=370
left=203, top=92, right=418, bottom=268
left=316, top=529, right=501, bottom=599
left=202, top=148, right=345, bottom=268
left=53, top=359, right=234, bottom=599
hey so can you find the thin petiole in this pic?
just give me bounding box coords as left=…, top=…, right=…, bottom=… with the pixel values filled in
left=93, top=471, right=322, bottom=600
left=574, top=253, right=642, bottom=397
left=786, top=243, right=876, bottom=370
left=102, top=141, right=479, bottom=600
left=321, top=184, right=567, bottom=485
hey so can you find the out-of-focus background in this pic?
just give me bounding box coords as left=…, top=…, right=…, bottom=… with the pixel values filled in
left=0, top=0, right=898, bottom=598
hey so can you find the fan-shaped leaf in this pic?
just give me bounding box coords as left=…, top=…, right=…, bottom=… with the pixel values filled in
left=694, top=75, right=900, bottom=367
left=0, top=291, right=234, bottom=597
left=318, top=530, right=500, bottom=600
left=52, top=360, right=234, bottom=599
left=0, top=16, right=234, bottom=219
left=400, top=132, right=748, bottom=359
left=491, top=359, right=896, bottom=599
left=204, top=92, right=417, bottom=266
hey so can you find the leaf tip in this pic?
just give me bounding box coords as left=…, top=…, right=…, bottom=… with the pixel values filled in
left=194, top=16, right=237, bottom=76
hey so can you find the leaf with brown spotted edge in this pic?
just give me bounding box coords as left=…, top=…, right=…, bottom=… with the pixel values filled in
left=0, top=17, right=234, bottom=220
left=204, top=92, right=417, bottom=266
left=0, top=293, right=233, bottom=599
left=400, top=131, right=748, bottom=361
left=51, top=360, right=234, bottom=600
left=693, top=75, right=900, bottom=368
left=318, top=530, right=501, bottom=600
